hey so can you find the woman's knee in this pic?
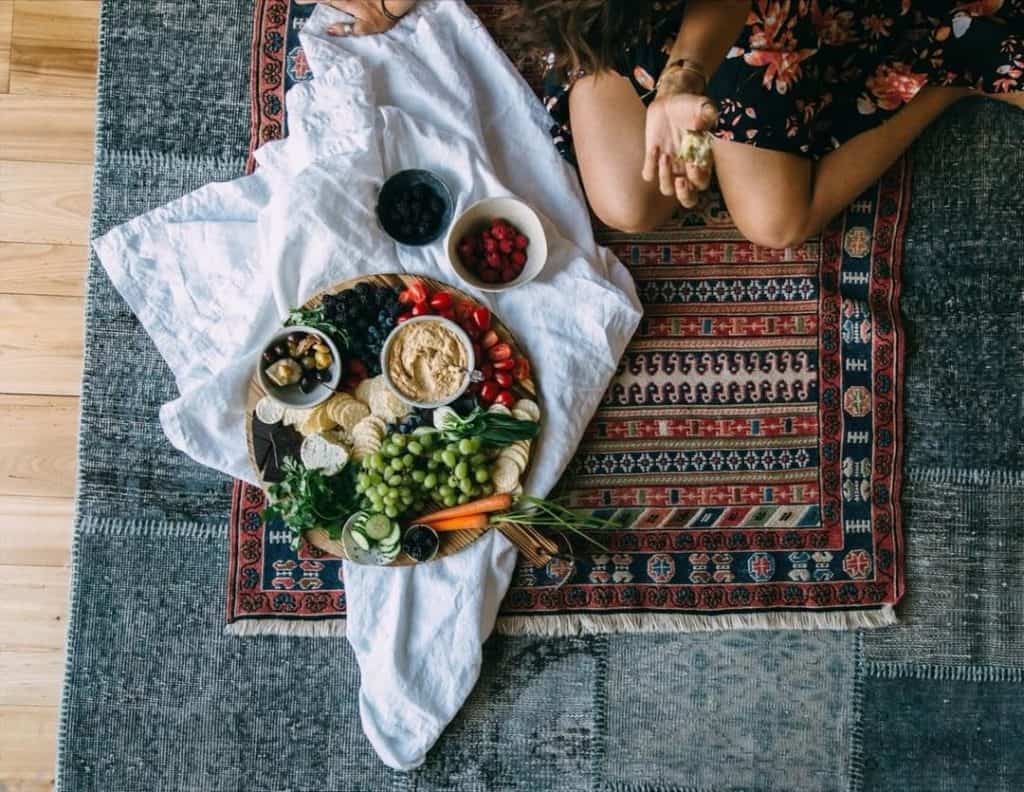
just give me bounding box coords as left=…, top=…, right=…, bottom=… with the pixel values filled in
left=590, top=193, right=675, bottom=234
left=732, top=207, right=813, bottom=249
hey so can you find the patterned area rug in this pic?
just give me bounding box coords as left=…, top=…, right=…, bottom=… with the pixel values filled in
left=226, top=0, right=905, bottom=634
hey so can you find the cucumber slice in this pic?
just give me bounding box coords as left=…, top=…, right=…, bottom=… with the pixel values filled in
left=378, top=542, right=402, bottom=562
left=363, top=514, right=394, bottom=541
left=349, top=528, right=371, bottom=551
left=380, top=522, right=401, bottom=546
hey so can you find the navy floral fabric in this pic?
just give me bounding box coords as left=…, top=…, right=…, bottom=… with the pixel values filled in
left=544, top=0, right=1024, bottom=163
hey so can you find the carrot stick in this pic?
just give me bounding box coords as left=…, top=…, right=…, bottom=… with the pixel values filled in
left=430, top=514, right=490, bottom=532
left=416, top=493, right=513, bottom=525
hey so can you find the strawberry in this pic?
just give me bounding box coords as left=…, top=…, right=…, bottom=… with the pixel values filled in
left=514, top=234, right=528, bottom=250
left=511, top=251, right=526, bottom=267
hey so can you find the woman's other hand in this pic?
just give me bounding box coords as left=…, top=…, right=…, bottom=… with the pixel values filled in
left=294, top=0, right=414, bottom=37
left=641, top=65, right=718, bottom=210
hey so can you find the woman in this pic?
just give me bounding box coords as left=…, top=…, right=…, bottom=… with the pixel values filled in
left=303, top=0, right=1024, bottom=247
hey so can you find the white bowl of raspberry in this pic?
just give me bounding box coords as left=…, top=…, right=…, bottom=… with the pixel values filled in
left=445, top=196, right=547, bottom=293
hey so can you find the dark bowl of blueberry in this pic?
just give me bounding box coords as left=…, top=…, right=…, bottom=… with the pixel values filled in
left=376, top=169, right=454, bottom=246
left=402, top=523, right=440, bottom=562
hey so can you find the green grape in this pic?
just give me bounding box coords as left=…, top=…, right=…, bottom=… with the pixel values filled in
left=474, top=468, right=490, bottom=484
left=401, top=492, right=414, bottom=506
left=457, top=494, right=471, bottom=505
left=481, top=483, right=495, bottom=496
left=470, top=453, right=487, bottom=467
left=439, top=484, right=454, bottom=498
left=448, top=475, right=460, bottom=488
left=368, top=472, right=382, bottom=487
left=423, top=473, right=438, bottom=489
left=387, top=474, right=402, bottom=487
left=357, top=472, right=369, bottom=488
left=454, top=461, right=470, bottom=480
left=407, top=441, right=424, bottom=456
left=426, top=459, right=440, bottom=471
left=375, top=482, right=389, bottom=497
left=419, top=433, right=435, bottom=449
left=442, top=450, right=458, bottom=468
left=384, top=442, right=400, bottom=457
left=384, top=504, right=399, bottom=519
left=411, top=469, right=426, bottom=483
left=399, top=486, right=412, bottom=499
left=457, top=439, right=474, bottom=456
left=392, top=434, right=407, bottom=448
left=431, top=450, right=444, bottom=463
left=459, top=478, right=474, bottom=495
left=403, top=453, right=416, bottom=468
left=443, top=494, right=458, bottom=507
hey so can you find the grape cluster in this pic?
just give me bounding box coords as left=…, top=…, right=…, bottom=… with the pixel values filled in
left=354, top=432, right=496, bottom=519
left=321, top=283, right=402, bottom=376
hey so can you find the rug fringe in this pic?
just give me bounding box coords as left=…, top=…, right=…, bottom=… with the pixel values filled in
left=226, top=606, right=897, bottom=638
left=224, top=619, right=347, bottom=638
left=492, top=606, right=897, bottom=636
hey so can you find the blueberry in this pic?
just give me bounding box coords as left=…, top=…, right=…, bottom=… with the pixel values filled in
left=430, top=197, right=443, bottom=214
left=399, top=224, right=413, bottom=236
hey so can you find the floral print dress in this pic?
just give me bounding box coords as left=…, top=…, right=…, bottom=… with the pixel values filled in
left=543, top=0, right=1024, bottom=164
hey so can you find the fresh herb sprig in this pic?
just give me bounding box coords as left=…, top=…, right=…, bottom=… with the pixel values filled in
left=439, top=407, right=538, bottom=446
left=263, top=458, right=360, bottom=548
left=491, top=495, right=621, bottom=553
left=285, top=304, right=350, bottom=350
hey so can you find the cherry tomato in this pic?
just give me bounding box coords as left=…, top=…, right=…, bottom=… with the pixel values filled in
left=492, top=358, right=515, bottom=371
left=480, top=363, right=494, bottom=380
left=429, top=292, right=453, bottom=311
left=411, top=302, right=430, bottom=317
left=495, top=371, right=514, bottom=388
left=472, top=342, right=482, bottom=363
left=439, top=308, right=455, bottom=321
left=406, top=281, right=429, bottom=305
left=512, top=357, right=531, bottom=381
left=495, top=389, right=516, bottom=408
left=488, top=342, right=512, bottom=362
left=471, top=306, right=492, bottom=331
left=480, top=330, right=500, bottom=350
left=397, top=311, right=413, bottom=324
left=480, top=380, right=500, bottom=404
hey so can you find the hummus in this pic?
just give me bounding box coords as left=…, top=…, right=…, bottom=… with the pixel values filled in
left=386, top=319, right=469, bottom=404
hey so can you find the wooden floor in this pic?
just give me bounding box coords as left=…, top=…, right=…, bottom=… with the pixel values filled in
left=0, top=2, right=98, bottom=789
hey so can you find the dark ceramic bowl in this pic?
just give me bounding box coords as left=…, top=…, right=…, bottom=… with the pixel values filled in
left=376, top=169, right=454, bottom=246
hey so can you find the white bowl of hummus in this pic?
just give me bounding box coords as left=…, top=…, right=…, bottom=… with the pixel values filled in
left=380, top=316, right=475, bottom=409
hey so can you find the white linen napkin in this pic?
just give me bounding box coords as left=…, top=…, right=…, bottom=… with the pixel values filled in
left=92, top=1, right=641, bottom=770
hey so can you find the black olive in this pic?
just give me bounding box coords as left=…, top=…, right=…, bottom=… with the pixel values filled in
left=315, top=369, right=331, bottom=383
left=299, top=376, right=316, bottom=394
left=287, top=332, right=304, bottom=344
left=262, top=350, right=276, bottom=363
left=273, top=343, right=288, bottom=358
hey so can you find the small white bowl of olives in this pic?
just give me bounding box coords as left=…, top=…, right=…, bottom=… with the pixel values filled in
left=257, top=326, right=342, bottom=408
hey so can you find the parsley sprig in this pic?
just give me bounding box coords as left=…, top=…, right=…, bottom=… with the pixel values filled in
left=263, top=458, right=360, bottom=548
left=285, top=305, right=350, bottom=350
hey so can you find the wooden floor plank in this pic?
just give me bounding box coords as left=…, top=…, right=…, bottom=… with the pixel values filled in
left=0, top=495, right=72, bottom=567
left=0, top=294, right=84, bottom=396
left=10, top=0, right=99, bottom=97
left=0, top=160, right=92, bottom=245
left=0, top=93, right=95, bottom=163
left=0, top=395, right=78, bottom=498
left=0, top=648, right=63, bottom=707
left=0, top=243, right=87, bottom=297
left=0, top=1, right=13, bottom=94
left=0, top=705, right=58, bottom=790
left=0, top=565, right=67, bottom=652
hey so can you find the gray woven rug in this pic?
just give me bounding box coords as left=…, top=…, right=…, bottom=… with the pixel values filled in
left=58, top=1, right=1024, bottom=789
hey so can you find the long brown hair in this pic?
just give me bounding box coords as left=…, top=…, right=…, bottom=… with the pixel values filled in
left=514, top=0, right=652, bottom=74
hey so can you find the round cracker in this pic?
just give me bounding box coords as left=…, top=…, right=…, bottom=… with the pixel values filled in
left=354, top=378, right=376, bottom=405
left=324, top=394, right=355, bottom=425
left=352, top=415, right=387, bottom=441
left=255, top=396, right=285, bottom=425
left=513, top=398, right=541, bottom=422
left=336, top=400, right=370, bottom=432
left=491, top=459, right=521, bottom=493
left=282, top=407, right=311, bottom=428
left=299, top=404, right=336, bottom=437
left=369, top=387, right=411, bottom=422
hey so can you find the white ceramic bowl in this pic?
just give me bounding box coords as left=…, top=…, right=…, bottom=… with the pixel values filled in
left=445, top=196, right=547, bottom=292
left=257, top=325, right=342, bottom=409
left=379, top=316, right=476, bottom=409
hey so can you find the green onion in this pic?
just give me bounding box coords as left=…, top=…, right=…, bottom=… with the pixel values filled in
left=490, top=495, right=620, bottom=552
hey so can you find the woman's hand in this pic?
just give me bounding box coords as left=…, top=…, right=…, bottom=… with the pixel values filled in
left=641, top=67, right=718, bottom=209
left=294, top=0, right=414, bottom=37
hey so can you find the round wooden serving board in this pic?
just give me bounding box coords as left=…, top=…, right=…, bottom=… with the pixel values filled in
left=246, top=272, right=538, bottom=565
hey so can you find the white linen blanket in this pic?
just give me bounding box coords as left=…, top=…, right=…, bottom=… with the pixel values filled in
left=92, top=0, right=641, bottom=770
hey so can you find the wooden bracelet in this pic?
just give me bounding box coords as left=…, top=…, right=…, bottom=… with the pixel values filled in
left=380, top=0, right=403, bottom=23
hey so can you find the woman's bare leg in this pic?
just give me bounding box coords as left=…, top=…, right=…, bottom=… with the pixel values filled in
left=569, top=70, right=678, bottom=232
left=713, top=86, right=969, bottom=247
